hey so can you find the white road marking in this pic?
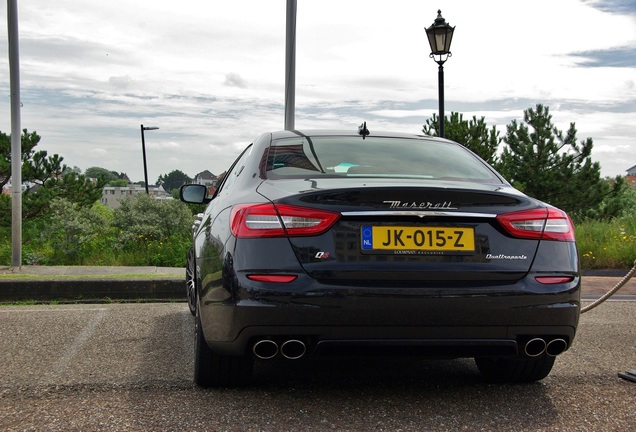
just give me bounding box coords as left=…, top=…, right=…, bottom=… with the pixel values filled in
left=43, top=308, right=109, bottom=382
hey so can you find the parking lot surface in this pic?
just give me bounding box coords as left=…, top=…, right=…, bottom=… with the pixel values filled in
left=0, top=301, right=634, bottom=431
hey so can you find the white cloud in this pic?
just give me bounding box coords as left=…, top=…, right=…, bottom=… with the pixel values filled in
left=92, top=148, right=108, bottom=156
left=108, top=75, right=133, bottom=90
left=0, top=0, right=635, bottom=181
left=223, top=73, right=248, bottom=89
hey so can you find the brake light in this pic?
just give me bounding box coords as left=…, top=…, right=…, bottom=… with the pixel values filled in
left=230, top=203, right=340, bottom=238
left=496, top=208, right=575, bottom=242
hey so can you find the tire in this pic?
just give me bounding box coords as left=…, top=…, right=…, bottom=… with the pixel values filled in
left=186, top=247, right=196, bottom=316
left=194, top=308, right=253, bottom=388
left=475, top=355, right=556, bottom=383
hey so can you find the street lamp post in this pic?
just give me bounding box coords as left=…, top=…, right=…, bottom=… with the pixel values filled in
left=140, top=125, right=159, bottom=194
left=425, top=10, right=455, bottom=138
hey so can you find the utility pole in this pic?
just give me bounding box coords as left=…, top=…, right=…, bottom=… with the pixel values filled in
left=284, top=0, right=297, bottom=131
left=8, top=0, right=22, bottom=267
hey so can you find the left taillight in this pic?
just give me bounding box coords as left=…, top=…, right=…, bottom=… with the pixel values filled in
left=230, top=203, right=340, bottom=238
left=496, top=208, right=575, bottom=242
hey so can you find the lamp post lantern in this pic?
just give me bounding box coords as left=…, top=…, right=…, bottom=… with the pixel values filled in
left=140, top=125, right=159, bottom=194
left=425, top=10, right=455, bottom=138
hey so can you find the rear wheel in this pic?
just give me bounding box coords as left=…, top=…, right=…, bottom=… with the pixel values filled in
left=194, top=307, right=253, bottom=388
left=475, top=355, right=556, bottom=383
left=186, top=247, right=196, bottom=316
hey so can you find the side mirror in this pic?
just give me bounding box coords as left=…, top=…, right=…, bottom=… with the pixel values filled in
left=180, top=184, right=208, bottom=204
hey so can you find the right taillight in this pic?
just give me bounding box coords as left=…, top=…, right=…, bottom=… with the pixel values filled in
left=496, top=208, right=575, bottom=242
left=230, top=203, right=340, bottom=238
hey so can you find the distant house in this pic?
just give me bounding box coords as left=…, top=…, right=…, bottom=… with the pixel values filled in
left=194, top=170, right=217, bottom=187
left=2, top=179, right=34, bottom=195
left=626, top=165, right=636, bottom=187
left=193, top=170, right=219, bottom=195
left=101, top=184, right=172, bottom=209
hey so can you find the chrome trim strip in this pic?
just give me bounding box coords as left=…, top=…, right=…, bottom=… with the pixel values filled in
left=341, top=211, right=497, bottom=218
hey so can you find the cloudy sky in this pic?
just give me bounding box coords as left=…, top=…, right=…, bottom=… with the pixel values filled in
left=1, top=0, right=635, bottom=183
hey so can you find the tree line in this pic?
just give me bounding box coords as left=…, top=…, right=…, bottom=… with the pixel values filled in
left=0, top=131, right=196, bottom=265
left=1, top=103, right=633, bottom=228
left=0, top=128, right=201, bottom=228
left=422, top=104, right=630, bottom=220
left=0, top=130, right=106, bottom=226
left=83, top=166, right=193, bottom=194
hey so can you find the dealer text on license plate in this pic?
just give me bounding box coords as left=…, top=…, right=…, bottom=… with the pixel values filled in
left=361, top=226, right=475, bottom=253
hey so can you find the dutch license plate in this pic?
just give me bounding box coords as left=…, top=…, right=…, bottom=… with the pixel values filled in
left=361, top=226, right=475, bottom=252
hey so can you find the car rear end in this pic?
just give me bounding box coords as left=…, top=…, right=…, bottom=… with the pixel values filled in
left=202, top=131, right=580, bottom=381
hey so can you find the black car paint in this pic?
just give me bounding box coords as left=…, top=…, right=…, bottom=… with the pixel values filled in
left=186, top=130, right=580, bottom=373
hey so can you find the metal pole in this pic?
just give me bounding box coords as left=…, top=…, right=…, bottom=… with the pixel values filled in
left=140, top=125, right=149, bottom=194
left=438, top=63, right=445, bottom=138
left=284, top=0, right=297, bottom=130
left=8, top=0, right=22, bottom=267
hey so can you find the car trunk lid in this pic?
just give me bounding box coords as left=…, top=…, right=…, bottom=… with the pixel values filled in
left=256, top=179, right=546, bottom=284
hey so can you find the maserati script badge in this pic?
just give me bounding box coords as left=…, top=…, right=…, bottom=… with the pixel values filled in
left=383, top=200, right=457, bottom=210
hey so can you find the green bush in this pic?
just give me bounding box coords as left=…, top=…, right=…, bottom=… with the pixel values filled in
left=39, top=199, right=112, bottom=265
left=0, top=195, right=194, bottom=267
left=113, top=194, right=192, bottom=244
left=0, top=227, right=9, bottom=264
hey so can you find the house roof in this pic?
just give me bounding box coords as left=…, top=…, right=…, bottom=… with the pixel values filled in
left=196, top=170, right=216, bottom=180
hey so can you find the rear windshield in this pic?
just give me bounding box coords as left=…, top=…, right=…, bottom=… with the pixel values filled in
left=266, top=136, right=502, bottom=182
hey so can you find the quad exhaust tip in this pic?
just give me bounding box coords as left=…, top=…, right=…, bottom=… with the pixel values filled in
left=252, top=339, right=307, bottom=360
left=524, top=337, right=568, bottom=357
left=524, top=338, right=547, bottom=357
left=546, top=338, right=567, bottom=356
left=255, top=337, right=567, bottom=360
left=252, top=339, right=278, bottom=360
left=280, top=339, right=306, bottom=360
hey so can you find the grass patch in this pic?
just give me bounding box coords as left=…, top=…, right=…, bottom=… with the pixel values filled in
left=575, top=215, right=636, bottom=269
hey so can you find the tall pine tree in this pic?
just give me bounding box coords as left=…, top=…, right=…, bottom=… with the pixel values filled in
left=0, top=129, right=106, bottom=225
left=497, top=104, right=606, bottom=216
left=423, top=112, right=501, bottom=165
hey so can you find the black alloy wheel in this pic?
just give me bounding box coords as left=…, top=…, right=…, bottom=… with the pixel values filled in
left=194, top=301, right=254, bottom=388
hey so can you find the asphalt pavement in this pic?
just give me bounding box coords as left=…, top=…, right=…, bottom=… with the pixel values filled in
left=0, top=301, right=634, bottom=431
left=0, top=267, right=634, bottom=430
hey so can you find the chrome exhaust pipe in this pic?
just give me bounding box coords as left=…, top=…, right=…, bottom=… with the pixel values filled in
left=546, top=338, right=568, bottom=356
left=524, top=338, right=546, bottom=357
left=280, top=339, right=306, bottom=360
left=252, top=339, right=278, bottom=360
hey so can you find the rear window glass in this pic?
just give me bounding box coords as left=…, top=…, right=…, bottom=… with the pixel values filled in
left=265, top=136, right=501, bottom=182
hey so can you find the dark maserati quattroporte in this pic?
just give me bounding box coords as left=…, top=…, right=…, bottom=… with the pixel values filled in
left=180, top=128, right=580, bottom=387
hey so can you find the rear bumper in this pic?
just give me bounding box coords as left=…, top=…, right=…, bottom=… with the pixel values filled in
left=200, top=274, right=581, bottom=358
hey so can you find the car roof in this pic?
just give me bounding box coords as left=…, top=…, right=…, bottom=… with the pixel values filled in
left=268, top=129, right=452, bottom=143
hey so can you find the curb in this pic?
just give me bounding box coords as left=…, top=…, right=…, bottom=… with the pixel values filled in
left=0, top=278, right=185, bottom=302
left=1, top=272, right=634, bottom=303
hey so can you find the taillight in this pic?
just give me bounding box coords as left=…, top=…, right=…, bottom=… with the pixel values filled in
left=496, top=208, right=575, bottom=242
left=230, top=203, right=340, bottom=238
